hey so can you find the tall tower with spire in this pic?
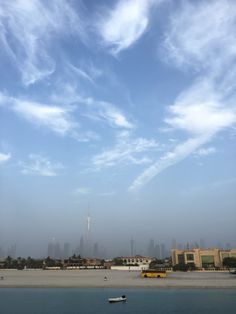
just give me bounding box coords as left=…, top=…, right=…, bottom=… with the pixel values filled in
left=85, top=210, right=91, bottom=257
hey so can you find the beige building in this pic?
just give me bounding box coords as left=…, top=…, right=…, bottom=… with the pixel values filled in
left=172, top=248, right=236, bottom=268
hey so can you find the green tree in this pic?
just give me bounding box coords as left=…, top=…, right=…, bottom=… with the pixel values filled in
left=113, top=258, right=124, bottom=266
left=223, top=257, right=236, bottom=268
left=173, top=263, right=196, bottom=271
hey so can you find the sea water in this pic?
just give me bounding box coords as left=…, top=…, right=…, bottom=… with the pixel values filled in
left=0, top=288, right=235, bottom=314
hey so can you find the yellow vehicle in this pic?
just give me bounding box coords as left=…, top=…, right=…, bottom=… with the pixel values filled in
left=141, top=270, right=167, bottom=278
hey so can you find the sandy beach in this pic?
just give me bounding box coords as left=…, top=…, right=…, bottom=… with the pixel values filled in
left=0, top=270, right=236, bottom=289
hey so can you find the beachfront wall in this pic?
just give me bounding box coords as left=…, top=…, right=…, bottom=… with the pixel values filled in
left=111, top=265, right=149, bottom=271
left=171, top=248, right=236, bottom=268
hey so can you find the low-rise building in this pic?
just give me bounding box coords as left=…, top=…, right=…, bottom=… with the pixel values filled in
left=120, top=255, right=153, bottom=266
left=172, top=248, right=236, bottom=268
left=110, top=255, right=153, bottom=271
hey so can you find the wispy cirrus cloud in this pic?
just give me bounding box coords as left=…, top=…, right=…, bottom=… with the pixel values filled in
left=1, top=89, right=133, bottom=141
left=49, top=82, right=134, bottom=129
left=0, top=152, right=11, bottom=164
left=0, top=0, right=84, bottom=85
left=163, top=0, right=236, bottom=72
left=68, top=63, right=95, bottom=85
left=92, top=131, right=158, bottom=170
left=129, top=80, right=236, bottom=191
left=97, top=0, right=159, bottom=54
left=50, top=84, right=134, bottom=129
left=68, top=61, right=103, bottom=86
left=194, top=147, right=217, bottom=157
left=129, top=135, right=210, bottom=191
left=84, top=98, right=134, bottom=129
left=19, top=154, right=63, bottom=176
left=0, top=93, right=77, bottom=136
left=129, top=0, right=236, bottom=191
left=13, top=100, right=76, bottom=136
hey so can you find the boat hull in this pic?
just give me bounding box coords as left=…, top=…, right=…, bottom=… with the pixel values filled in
left=108, top=297, right=127, bottom=303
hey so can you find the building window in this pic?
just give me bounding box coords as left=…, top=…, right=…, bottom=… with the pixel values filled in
left=221, top=253, right=229, bottom=260
left=186, top=254, right=194, bottom=261
left=201, top=255, right=215, bottom=268
left=177, top=254, right=185, bottom=264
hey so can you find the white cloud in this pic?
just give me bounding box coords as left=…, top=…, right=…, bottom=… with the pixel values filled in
left=13, top=99, right=76, bottom=136
left=129, top=80, right=236, bottom=191
left=129, top=135, right=210, bottom=191
left=92, top=132, right=158, bottom=169
left=0, top=92, right=77, bottom=136
left=165, top=80, right=236, bottom=136
left=1, top=90, right=133, bottom=140
left=0, top=0, right=83, bottom=85
left=130, top=0, right=236, bottom=191
left=97, top=0, right=158, bottom=54
left=84, top=98, right=134, bottom=129
left=68, top=63, right=95, bottom=85
left=194, top=147, right=217, bottom=157
left=73, top=187, right=91, bottom=195
left=68, top=61, right=103, bottom=85
left=163, top=0, right=236, bottom=72
left=0, top=152, right=11, bottom=163
left=49, top=84, right=133, bottom=130
left=19, top=154, right=63, bottom=176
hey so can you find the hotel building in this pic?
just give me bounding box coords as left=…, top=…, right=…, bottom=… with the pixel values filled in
left=171, top=248, right=236, bottom=268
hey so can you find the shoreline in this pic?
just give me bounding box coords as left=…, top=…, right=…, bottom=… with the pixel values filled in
left=0, top=270, right=236, bottom=289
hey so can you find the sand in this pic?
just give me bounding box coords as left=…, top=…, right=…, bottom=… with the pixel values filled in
left=0, top=270, right=236, bottom=289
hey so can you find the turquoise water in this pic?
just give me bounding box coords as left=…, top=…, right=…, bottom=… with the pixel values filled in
left=0, top=288, right=235, bottom=314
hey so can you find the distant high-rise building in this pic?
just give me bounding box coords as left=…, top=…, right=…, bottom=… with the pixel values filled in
left=155, top=244, right=161, bottom=259
left=130, top=238, right=134, bottom=256
left=63, top=243, right=70, bottom=258
left=93, top=242, right=99, bottom=257
left=86, top=212, right=91, bottom=257
left=160, top=243, right=166, bottom=259
left=47, top=242, right=54, bottom=258
left=171, top=238, right=177, bottom=249
left=147, top=239, right=155, bottom=257
left=79, top=236, right=84, bottom=257
left=54, top=242, right=61, bottom=259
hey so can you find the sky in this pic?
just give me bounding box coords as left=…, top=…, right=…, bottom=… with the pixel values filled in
left=0, top=0, right=236, bottom=257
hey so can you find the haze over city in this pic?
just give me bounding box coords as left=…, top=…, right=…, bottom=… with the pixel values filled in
left=0, top=0, right=236, bottom=258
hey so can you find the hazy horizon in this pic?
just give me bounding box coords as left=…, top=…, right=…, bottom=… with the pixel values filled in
left=1, top=0, right=236, bottom=259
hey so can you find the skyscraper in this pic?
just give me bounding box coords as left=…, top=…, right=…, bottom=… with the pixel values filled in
left=147, top=239, right=155, bottom=257
left=85, top=212, right=91, bottom=257
left=130, top=238, right=134, bottom=256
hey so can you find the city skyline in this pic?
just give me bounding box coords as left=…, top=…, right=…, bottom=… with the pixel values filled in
left=0, top=0, right=236, bottom=256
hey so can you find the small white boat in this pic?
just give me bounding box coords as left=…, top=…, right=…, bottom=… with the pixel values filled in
left=108, top=295, right=127, bottom=303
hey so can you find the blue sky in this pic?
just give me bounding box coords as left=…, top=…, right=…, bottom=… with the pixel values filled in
left=0, top=0, right=236, bottom=256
